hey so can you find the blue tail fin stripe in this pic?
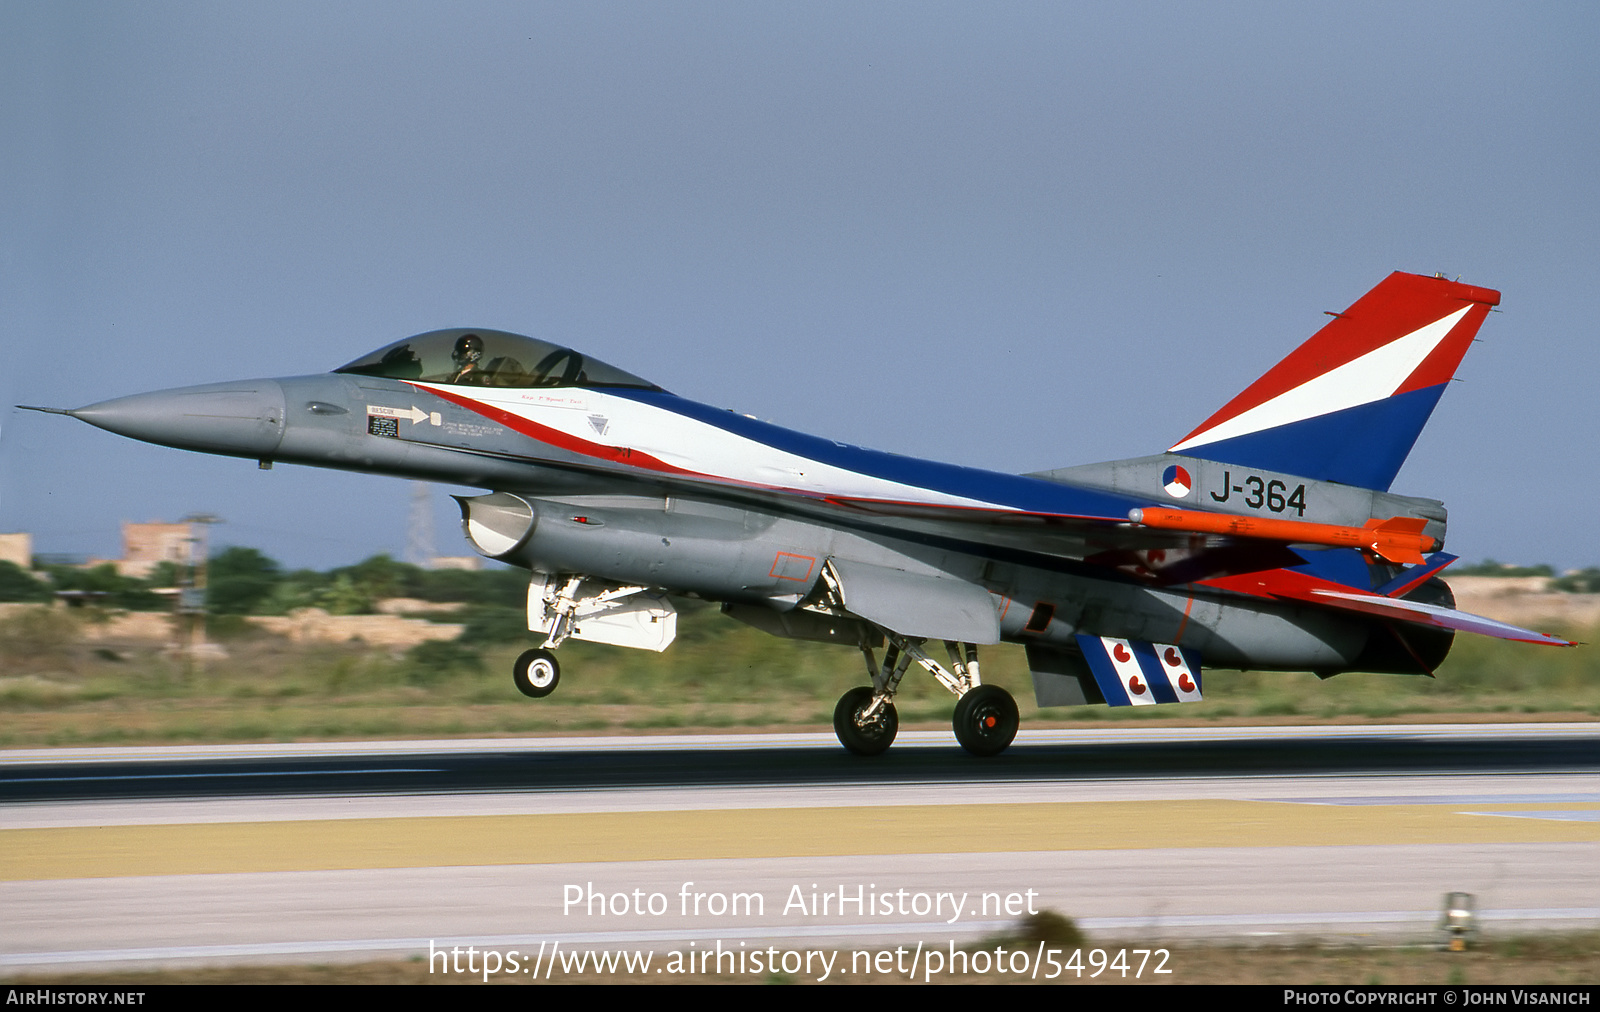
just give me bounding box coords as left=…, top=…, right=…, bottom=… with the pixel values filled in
left=1175, top=383, right=1446, bottom=491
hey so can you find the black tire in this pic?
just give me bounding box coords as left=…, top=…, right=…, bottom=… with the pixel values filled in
left=513, top=648, right=560, bottom=698
left=952, top=684, right=1018, bottom=757
left=832, top=686, right=898, bottom=756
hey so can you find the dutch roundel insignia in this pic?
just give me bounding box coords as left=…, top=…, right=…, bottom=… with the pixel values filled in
left=1162, top=464, right=1191, bottom=498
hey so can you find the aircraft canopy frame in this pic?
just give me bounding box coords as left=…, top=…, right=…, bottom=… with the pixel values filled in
left=335, top=328, right=660, bottom=391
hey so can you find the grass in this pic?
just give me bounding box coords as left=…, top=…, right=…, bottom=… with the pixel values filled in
left=0, top=603, right=1594, bottom=748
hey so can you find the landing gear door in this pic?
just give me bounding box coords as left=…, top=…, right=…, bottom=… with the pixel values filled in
left=527, top=573, right=678, bottom=652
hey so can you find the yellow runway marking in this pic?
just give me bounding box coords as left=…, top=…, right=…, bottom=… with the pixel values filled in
left=3, top=801, right=1595, bottom=881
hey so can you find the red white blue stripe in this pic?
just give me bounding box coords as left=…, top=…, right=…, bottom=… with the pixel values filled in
left=1169, top=273, right=1499, bottom=491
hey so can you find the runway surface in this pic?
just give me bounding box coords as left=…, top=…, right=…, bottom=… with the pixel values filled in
left=2, top=724, right=1597, bottom=974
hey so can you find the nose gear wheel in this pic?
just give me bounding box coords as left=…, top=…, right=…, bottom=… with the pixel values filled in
left=513, top=648, right=560, bottom=698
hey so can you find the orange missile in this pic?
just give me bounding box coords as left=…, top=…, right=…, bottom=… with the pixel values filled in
left=1127, top=507, right=1437, bottom=565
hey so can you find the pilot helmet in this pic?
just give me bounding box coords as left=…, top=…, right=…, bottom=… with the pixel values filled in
left=452, top=333, right=484, bottom=365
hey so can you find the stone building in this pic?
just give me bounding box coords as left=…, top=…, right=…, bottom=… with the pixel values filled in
left=0, top=532, right=30, bottom=570
left=116, top=522, right=191, bottom=578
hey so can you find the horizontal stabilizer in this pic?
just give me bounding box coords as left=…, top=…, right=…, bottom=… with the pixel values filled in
left=1075, top=635, right=1204, bottom=706
left=1306, top=588, right=1576, bottom=647
left=1373, top=552, right=1458, bottom=598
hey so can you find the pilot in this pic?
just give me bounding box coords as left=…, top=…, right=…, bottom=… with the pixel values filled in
left=448, top=333, right=484, bottom=383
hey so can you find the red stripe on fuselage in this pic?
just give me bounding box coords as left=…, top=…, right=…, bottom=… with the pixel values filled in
left=419, top=384, right=1132, bottom=528
left=416, top=383, right=704, bottom=478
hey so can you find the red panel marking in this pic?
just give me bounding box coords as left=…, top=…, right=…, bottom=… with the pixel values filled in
left=769, top=552, right=816, bottom=582
left=1178, top=672, right=1195, bottom=693
left=1173, top=589, right=1195, bottom=644
left=1112, top=642, right=1131, bottom=663
left=1128, top=674, right=1146, bottom=695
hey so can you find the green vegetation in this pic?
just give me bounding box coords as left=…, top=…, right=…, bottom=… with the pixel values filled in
left=1451, top=559, right=1600, bottom=593
left=2, top=548, right=529, bottom=615
left=34, top=562, right=170, bottom=610
left=1453, top=560, right=1556, bottom=577
left=0, top=547, right=1593, bottom=747
left=228, top=551, right=527, bottom=615
left=1551, top=567, right=1600, bottom=594
left=0, top=561, right=53, bottom=603
left=0, top=581, right=1594, bottom=747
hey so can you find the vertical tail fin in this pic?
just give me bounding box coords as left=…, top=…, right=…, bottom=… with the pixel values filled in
left=1169, top=272, right=1499, bottom=491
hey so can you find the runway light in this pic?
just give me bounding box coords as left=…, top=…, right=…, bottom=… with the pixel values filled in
left=1439, top=891, right=1477, bottom=951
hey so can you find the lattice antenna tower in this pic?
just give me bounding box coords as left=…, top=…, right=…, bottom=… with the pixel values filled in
left=406, top=481, right=435, bottom=568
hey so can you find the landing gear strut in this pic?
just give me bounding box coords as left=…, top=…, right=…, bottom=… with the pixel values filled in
left=829, top=630, right=1019, bottom=758
left=509, top=574, right=666, bottom=700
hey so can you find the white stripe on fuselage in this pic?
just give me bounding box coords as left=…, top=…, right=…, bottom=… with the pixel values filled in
left=416, top=383, right=1009, bottom=510
left=1170, top=306, right=1470, bottom=453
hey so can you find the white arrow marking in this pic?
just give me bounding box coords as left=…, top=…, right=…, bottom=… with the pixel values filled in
left=366, top=405, right=429, bottom=424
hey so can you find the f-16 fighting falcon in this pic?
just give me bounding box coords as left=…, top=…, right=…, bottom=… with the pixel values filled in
left=24, top=271, right=1573, bottom=756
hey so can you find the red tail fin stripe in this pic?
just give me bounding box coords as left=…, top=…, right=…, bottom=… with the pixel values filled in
left=1172, top=305, right=1471, bottom=452
left=1172, top=272, right=1499, bottom=451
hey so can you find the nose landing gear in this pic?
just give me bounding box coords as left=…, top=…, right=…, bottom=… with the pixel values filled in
left=513, top=648, right=560, bottom=698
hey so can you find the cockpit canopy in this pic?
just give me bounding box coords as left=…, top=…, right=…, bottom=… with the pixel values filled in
left=334, top=329, right=660, bottom=391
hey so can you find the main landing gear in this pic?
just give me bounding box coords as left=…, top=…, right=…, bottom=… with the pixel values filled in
left=832, top=632, right=1018, bottom=758
left=951, top=683, right=1019, bottom=758
left=833, top=686, right=898, bottom=757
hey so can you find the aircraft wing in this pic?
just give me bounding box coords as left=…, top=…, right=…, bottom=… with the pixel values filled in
left=739, top=487, right=1576, bottom=648
left=828, top=558, right=1002, bottom=644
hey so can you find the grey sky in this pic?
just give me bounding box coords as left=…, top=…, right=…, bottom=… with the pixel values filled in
left=2, top=2, right=1596, bottom=570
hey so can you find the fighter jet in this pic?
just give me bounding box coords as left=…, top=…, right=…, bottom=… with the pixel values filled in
left=24, top=271, right=1573, bottom=756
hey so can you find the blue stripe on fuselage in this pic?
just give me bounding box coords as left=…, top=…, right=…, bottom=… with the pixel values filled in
left=606, top=387, right=1144, bottom=520
left=1176, top=384, right=1448, bottom=492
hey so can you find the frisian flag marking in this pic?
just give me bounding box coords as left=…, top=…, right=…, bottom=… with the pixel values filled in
left=1075, top=635, right=1203, bottom=706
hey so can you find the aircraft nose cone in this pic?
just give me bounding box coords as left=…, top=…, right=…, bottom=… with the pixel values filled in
left=71, top=380, right=287, bottom=458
